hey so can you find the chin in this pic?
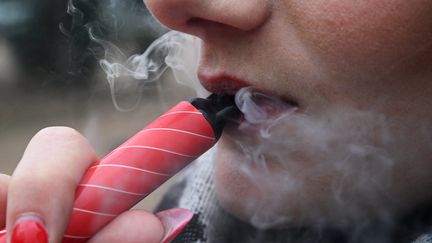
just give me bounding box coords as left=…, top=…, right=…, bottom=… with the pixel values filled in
left=213, top=130, right=432, bottom=231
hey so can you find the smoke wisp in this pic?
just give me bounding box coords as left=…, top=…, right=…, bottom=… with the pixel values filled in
left=95, top=30, right=202, bottom=111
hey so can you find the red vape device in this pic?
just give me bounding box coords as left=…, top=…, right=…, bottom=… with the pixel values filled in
left=0, top=94, right=238, bottom=243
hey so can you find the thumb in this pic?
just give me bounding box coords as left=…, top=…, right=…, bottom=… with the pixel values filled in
left=89, top=208, right=192, bottom=243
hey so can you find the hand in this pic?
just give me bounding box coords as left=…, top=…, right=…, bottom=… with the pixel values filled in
left=0, top=127, right=192, bottom=243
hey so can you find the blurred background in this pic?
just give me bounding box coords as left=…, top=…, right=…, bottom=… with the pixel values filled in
left=0, top=0, right=194, bottom=209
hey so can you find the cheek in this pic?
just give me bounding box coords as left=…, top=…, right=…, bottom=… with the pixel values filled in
left=287, top=0, right=432, bottom=76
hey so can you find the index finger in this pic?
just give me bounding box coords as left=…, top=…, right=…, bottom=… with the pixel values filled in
left=6, top=127, right=97, bottom=242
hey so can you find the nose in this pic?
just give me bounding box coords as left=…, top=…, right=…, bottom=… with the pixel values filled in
left=144, top=0, right=271, bottom=39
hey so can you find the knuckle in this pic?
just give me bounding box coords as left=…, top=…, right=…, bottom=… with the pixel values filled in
left=24, top=126, right=95, bottom=175
left=33, top=126, right=88, bottom=149
left=35, top=126, right=82, bottom=141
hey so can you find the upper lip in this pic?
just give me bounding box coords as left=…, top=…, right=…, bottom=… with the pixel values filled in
left=198, top=72, right=250, bottom=95
left=198, top=71, right=299, bottom=107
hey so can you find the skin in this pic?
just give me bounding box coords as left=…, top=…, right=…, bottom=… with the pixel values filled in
left=144, top=0, right=432, bottom=228
left=1, top=0, right=432, bottom=240
left=0, top=127, right=165, bottom=242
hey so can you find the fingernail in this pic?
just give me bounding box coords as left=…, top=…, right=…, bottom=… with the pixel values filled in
left=11, top=215, right=48, bottom=243
left=156, top=208, right=193, bottom=243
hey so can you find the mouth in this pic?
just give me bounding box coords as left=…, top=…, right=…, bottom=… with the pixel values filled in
left=198, top=72, right=299, bottom=124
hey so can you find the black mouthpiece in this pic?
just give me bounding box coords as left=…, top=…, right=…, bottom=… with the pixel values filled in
left=189, top=94, right=240, bottom=140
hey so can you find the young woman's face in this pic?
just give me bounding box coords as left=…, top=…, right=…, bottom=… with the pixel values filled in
left=144, top=0, right=432, bottom=227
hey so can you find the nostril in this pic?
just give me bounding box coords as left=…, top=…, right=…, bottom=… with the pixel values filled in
left=187, top=18, right=240, bottom=31
left=187, top=18, right=218, bottom=28
left=186, top=17, right=253, bottom=40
